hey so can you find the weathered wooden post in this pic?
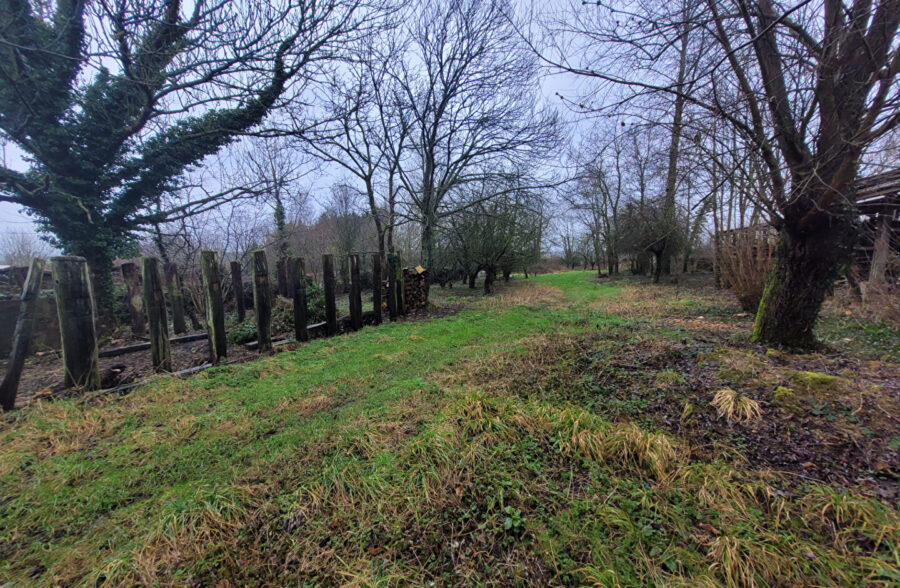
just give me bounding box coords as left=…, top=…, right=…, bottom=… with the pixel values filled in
left=51, top=256, right=100, bottom=390
left=164, top=262, right=188, bottom=334
left=252, top=249, right=273, bottom=352
left=387, top=253, right=398, bottom=320
left=230, top=261, right=246, bottom=323
left=349, top=254, right=362, bottom=331
left=290, top=256, right=309, bottom=342
left=276, top=257, right=289, bottom=298
left=372, top=254, right=383, bottom=325
left=322, top=254, right=337, bottom=336
left=0, top=258, right=45, bottom=410
left=141, top=257, right=172, bottom=371
left=120, top=262, right=146, bottom=336
left=200, top=251, right=227, bottom=363
left=394, top=252, right=406, bottom=315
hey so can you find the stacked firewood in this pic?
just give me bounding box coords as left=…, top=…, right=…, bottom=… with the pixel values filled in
left=404, top=266, right=428, bottom=310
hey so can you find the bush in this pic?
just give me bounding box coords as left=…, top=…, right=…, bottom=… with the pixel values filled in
left=718, top=226, right=775, bottom=312
left=225, top=282, right=327, bottom=345
left=227, top=319, right=257, bottom=344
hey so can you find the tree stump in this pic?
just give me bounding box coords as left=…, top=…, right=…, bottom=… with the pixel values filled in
left=252, top=250, right=273, bottom=352
left=201, top=251, right=227, bottom=363
left=349, top=254, right=362, bottom=331
left=120, top=262, right=146, bottom=336
left=290, top=257, right=308, bottom=342
left=141, top=257, right=172, bottom=371
left=0, top=258, right=45, bottom=410
left=230, top=261, right=246, bottom=323
left=323, top=254, right=337, bottom=336
left=164, top=262, right=188, bottom=334
left=372, top=254, right=382, bottom=325
left=51, top=256, right=100, bottom=390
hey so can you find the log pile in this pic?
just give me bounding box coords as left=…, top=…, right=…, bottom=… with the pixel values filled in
left=404, top=266, right=427, bottom=310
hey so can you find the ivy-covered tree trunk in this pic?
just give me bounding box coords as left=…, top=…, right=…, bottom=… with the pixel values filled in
left=84, top=251, right=117, bottom=333
left=753, top=206, right=857, bottom=348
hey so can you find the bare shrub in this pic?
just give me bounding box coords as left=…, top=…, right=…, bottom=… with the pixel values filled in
left=718, top=227, right=775, bottom=312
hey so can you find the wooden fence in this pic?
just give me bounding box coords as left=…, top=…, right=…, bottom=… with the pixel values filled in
left=0, top=250, right=410, bottom=411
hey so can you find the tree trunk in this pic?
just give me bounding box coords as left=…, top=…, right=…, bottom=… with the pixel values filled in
left=868, top=216, right=891, bottom=287
left=86, top=255, right=116, bottom=333
left=468, top=270, right=478, bottom=289
left=421, top=220, right=434, bottom=300
left=483, top=266, right=496, bottom=294
left=753, top=221, right=855, bottom=348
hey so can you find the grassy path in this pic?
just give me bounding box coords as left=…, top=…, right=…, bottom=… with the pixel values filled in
left=1, top=272, right=897, bottom=586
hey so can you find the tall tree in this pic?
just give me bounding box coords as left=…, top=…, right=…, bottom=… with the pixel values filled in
left=0, top=0, right=377, bottom=323
left=390, top=0, right=559, bottom=298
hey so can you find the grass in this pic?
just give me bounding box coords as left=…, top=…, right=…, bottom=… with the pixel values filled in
left=1, top=271, right=898, bottom=586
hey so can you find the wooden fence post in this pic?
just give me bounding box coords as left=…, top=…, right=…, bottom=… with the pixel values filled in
left=323, top=254, right=337, bottom=336
left=349, top=254, right=362, bottom=331
left=290, top=256, right=308, bottom=342
left=276, top=257, right=290, bottom=298
left=230, top=261, right=245, bottom=323
left=394, top=252, right=406, bottom=315
left=201, top=251, right=227, bottom=363
left=252, top=250, right=273, bottom=352
left=51, top=256, right=100, bottom=390
left=141, top=257, right=172, bottom=372
left=387, top=254, right=397, bottom=320
left=164, top=262, right=188, bottom=334
left=0, top=258, right=45, bottom=410
left=372, top=254, right=382, bottom=325
left=120, top=262, right=146, bottom=336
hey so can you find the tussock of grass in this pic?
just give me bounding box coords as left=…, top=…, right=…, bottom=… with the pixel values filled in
left=712, top=389, right=763, bottom=422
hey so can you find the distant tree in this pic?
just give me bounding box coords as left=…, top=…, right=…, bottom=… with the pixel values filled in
left=0, top=0, right=378, bottom=324
left=0, top=231, right=54, bottom=265
left=390, top=0, right=559, bottom=298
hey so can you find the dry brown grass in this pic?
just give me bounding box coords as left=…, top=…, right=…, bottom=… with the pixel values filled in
left=476, top=280, right=565, bottom=310
left=711, top=389, right=763, bottom=422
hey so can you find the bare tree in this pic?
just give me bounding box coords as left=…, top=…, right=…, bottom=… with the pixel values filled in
left=541, top=0, right=900, bottom=347
left=389, top=0, right=559, bottom=298
left=0, top=232, right=55, bottom=265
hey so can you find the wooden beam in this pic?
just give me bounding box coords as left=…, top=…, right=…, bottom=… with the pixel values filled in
left=141, top=257, right=172, bottom=372
left=349, top=254, right=362, bottom=331
left=201, top=251, right=227, bottom=363
left=252, top=249, right=273, bottom=352
left=51, top=256, right=100, bottom=390
left=230, top=261, right=246, bottom=323
left=323, top=254, right=337, bottom=336
left=164, top=262, right=188, bottom=334
left=372, top=254, right=382, bottom=325
left=120, top=262, right=146, bottom=336
left=0, top=258, right=45, bottom=410
left=290, top=256, right=308, bottom=342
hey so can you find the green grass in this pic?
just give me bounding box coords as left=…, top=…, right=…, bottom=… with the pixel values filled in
left=1, top=271, right=897, bottom=586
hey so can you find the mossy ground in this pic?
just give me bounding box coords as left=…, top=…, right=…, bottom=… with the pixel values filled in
left=1, top=271, right=898, bottom=586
